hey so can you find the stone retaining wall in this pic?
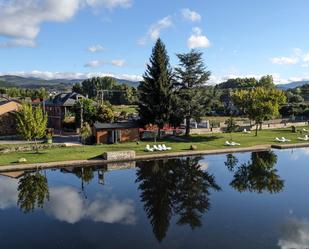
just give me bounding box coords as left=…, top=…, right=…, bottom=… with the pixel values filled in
left=103, top=150, right=136, bottom=161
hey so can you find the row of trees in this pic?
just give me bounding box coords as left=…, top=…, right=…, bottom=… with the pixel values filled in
left=138, top=39, right=211, bottom=136
left=0, top=87, right=49, bottom=99
left=72, top=76, right=138, bottom=105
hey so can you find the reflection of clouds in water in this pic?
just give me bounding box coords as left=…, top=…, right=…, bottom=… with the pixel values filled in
left=199, top=161, right=209, bottom=171
left=45, top=186, right=136, bottom=225
left=278, top=218, right=309, bottom=249
left=0, top=177, right=18, bottom=209
left=45, top=187, right=84, bottom=223
left=290, top=148, right=309, bottom=161
left=0, top=177, right=136, bottom=225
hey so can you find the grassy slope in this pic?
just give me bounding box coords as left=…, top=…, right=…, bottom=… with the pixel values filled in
left=0, top=127, right=307, bottom=165
left=112, top=105, right=137, bottom=114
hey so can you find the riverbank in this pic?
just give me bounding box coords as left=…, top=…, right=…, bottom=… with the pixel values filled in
left=0, top=127, right=309, bottom=170
left=1, top=142, right=309, bottom=173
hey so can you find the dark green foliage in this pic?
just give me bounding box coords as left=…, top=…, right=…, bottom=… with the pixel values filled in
left=73, top=99, right=97, bottom=126
left=217, top=75, right=275, bottom=90
left=136, top=157, right=221, bottom=241
left=17, top=172, right=49, bottom=213
left=174, top=49, right=211, bottom=136
left=227, top=151, right=284, bottom=193
left=0, top=87, right=49, bottom=99
left=138, top=38, right=173, bottom=129
left=225, top=117, right=239, bottom=133
left=72, top=77, right=137, bottom=105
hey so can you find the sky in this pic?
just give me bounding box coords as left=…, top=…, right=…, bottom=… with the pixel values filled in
left=0, top=0, right=309, bottom=84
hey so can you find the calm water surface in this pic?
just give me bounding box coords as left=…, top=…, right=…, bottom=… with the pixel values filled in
left=0, top=149, right=308, bottom=249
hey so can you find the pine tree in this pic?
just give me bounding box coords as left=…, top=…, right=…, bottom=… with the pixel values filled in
left=174, top=50, right=211, bottom=136
left=138, top=38, right=173, bottom=137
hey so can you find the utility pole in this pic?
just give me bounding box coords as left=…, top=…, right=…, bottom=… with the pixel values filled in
left=80, top=101, right=83, bottom=128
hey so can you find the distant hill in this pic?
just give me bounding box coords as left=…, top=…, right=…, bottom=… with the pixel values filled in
left=0, top=75, right=140, bottom=89
left=276, top=81, right=309, bottom=90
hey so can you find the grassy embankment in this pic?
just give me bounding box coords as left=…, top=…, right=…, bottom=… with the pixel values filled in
left=0, top=127, right=308, bottom=165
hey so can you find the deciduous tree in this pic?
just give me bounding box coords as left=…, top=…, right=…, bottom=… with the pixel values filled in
left=233, top=87, right=286, bottom=136
left=15, top=103, right=48, bottom=153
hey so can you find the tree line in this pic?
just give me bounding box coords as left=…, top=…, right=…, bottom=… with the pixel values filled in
left=138, top=38, right=287, bottom=136
left=72, top=76, right=138, bottom=105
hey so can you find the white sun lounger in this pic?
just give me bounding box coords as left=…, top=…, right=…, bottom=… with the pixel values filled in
left=298, top=135, right=309, bottom=141
left=153, top=145, right=162, bottom=151
left=145, top=144, right=154, bottom=152
left=243, top=129, right=251, bottom=134
left=162, top=144, right=171, bottom=150
left=225, top=141, right=240, bottom=146
left=281, top=137, right=291, bottom=142
left=157, top=145, right=166, bottom=151
left=303, top=129, right=309, bottom=132
left=275, top=137, right=284, bottom=142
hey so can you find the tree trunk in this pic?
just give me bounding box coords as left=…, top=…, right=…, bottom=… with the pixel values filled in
left=185, top=117, right=191, bottom=137
left=255, top=123, right=258, bottom=136
left=34, top=138, right=39, bottom=153
left=157, top=128, right=161, bottom=140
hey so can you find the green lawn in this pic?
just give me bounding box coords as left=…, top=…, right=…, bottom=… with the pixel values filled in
left=112, top=105, right=137, bottom=114
left=0, top=127, right=308, bottom=166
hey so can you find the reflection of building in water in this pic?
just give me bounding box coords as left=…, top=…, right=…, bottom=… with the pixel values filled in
left=0, top=170, right=28, bottom=179
left=0, top=161, right=136, bottom=185
left=98, top=169, right=105, bottom=185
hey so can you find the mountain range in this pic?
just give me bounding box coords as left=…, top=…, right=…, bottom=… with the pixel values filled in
left=0, top=75, right=140, bottom=89
left=276, top=81, right=309, bottom=90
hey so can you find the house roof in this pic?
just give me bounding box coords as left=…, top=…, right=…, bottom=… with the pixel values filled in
left=94, top=121, right=139, bottom=130
left=0, top=100, right=20, bottom=115
left=45, top=92, right=85, bottom=107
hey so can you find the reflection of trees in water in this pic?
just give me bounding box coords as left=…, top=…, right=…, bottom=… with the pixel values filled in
left=73, top=167, right=94, bottom=184
left=225, top=151, right=284, bottom=193
left=136, top=157, right=221, bottom=242
left=17, top=171, right=49, bottom=213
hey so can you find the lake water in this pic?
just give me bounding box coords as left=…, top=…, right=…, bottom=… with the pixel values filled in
left=0, top=149, right=309, bottom=248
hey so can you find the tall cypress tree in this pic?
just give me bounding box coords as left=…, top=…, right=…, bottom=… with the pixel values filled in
left=174, top=50, right=211, bottom=136
left=138, top=39, right=172, bottom=135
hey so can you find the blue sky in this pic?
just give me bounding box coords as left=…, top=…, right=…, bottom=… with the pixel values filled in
left=0, top=0, right=309, bottom=84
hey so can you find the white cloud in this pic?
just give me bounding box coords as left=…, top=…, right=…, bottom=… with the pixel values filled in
left=85, top=0, right=132, bottom=9
left=303, top=53, right=309, bottom=62
left=0, top=71, right=143, bottom=81
left=85, top=60, right=104, bottom=68
left=0, top=177, right=18, bottom=209
left=0, top=39, right=37, bottom=48
left=301, top=63, right=309, bottom=68
left=45, top=186, right=136, bottom=224
left=181, top=8, right=201, bottom=22
left=278, top=218, right=309, bottom=249
left=0, top=0, right=80, bottom=47
left=270, top=57, right=299, bottom=65
left=87, top=44, right=104, bottom=53
left=138, top=16, right=173, bottom=45
left=84, top=59, right=125, bottom=67
left=270, top=48, right=309, bottom=65
left=111, top=59, right=125, bottom=66
left=0, top=0, right=133, bottom=48
left=187, top=27, right=210, bottom=49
